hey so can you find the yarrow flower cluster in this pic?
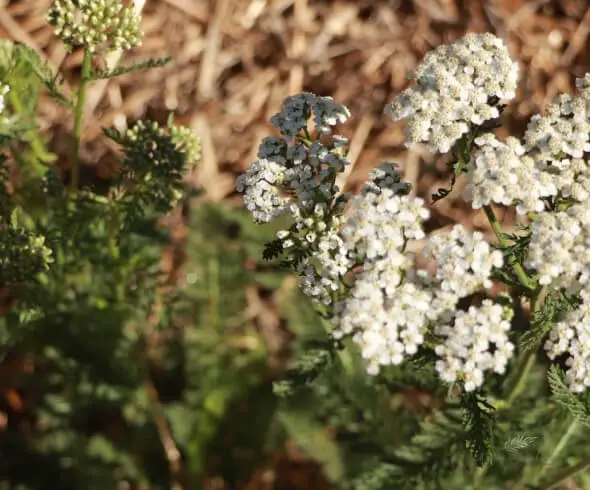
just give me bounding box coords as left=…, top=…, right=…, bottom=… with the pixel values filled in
left=545, top=290, right=590, bottom=392
left=525, top=77, right=590, bottom=161
left=467, top=74, right=590, bottom=214
left=526, top=204, right=590, bottom=288
left=423, top=224, right=504, bottom=312
left=466, top=134, right=553, bottom=214
left=270, top=92, right=351, bottom=140
left=47, top=0, right=142, bottom=53
left=293, top=206, right=351, bottom=305
left=238, top=84, right=513, bottom=392
left=435, top=300, right=514, bottom=392
left=331, top=190, right=433, bottom=375
left=239, top=32, right=590, bottom=395
left=236, top=92, right=351, bottom=224
left=386, top=33, right=519, bottom=153
left=331, top=192, right=506, bottom=387
left=342, top=189, right=429, bottom=261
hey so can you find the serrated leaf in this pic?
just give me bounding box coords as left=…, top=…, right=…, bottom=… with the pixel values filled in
left=88, top=57, right=173, bottom=81
left=547, top=365, right=590, bottom=427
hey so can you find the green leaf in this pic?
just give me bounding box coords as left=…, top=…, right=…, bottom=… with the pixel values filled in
left=504, top=433, right=538, bottom=454
left=519, top=291, right=576, bottom=353
left=5, top=42, right=70, bottom=107
left=547, top=365, right=590, bottom=427
left=88, top=57, right=172, bottom=81
left=461, top=392, right=495, bottom=467
left=278, top=407, right=345, bottom=482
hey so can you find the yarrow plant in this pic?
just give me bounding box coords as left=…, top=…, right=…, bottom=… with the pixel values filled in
left=238, top=32, right=590, bottom=488
left=0, top=2, right=216, bottom=488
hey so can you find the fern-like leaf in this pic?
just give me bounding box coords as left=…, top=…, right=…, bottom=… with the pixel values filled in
left=273, top=344, right=333, bottom=397
left=88, top=57, right=172, bottom=81
left=461, top=392, right=495, bottom=467
left=547, top=365, right=590, bottom=427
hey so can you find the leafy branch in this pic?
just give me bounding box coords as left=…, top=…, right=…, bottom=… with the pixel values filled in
left=87, top=57, right=172, bottom=81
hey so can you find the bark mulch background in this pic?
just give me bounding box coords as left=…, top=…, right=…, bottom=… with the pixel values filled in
left=2, top=0, right=590, bottom=488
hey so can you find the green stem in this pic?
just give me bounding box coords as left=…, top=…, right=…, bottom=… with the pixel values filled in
left=474, top=206, right=542, bottom=487
left=69, top=48, right=92, bottom=193
left=537, top=418, right=579, bottom=484
left=474, top=348, right=536, bottom=489
left=538, top=452, right=590, bottom=490
left=483, top=204, right=534, bottom=290
left=108, top=206, right=124, bottom=301
left=502, top=286, right=547, bottom=402
left=473, top=461, right=490, bottom=489
left=506, top=352, right=536, bottom=405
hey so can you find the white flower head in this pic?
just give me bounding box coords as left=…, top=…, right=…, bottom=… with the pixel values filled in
left=330, top=190, right=433, bottom=373
left=423, top=225, right=503, bottom=306
left=386, top=33, right=519, bottom=153
left=237, top=93, right=352, bottom=223
left=526, top=204, right=590, bottom=288
left=270, top=92, right=350, bottom=140
left=333, top=273, right=435, bottom=374
left=465, top=134, right=550, bottom=214
left=545, top=289, right=590, bottom=392
left=343, top=189, right=430, bottom=261
left=435, top=300, right=514, bottom=392
left=236, top=159, right=289, bottom=223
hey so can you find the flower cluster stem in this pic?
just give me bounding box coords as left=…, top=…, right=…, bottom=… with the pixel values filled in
left=538, top=451, right=590, bottom=490
left=483, top=204, right=534, bottom=290
left=472, top=204, right=541, bottom=488
left=69, top=48, right=92, bottom=193
left=537, top=417, right=579, bottom=484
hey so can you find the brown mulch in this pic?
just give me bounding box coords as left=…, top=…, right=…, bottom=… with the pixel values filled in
left=2, top=0, right=590, bottom=488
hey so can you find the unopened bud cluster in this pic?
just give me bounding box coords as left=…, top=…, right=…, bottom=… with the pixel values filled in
left=48, top=0, right=142, bottom=53
left=0, top=159, right=53, bottom=287
left=0, top=227, right=53, bottom=287
left=113, top=120, right=199, bottom=213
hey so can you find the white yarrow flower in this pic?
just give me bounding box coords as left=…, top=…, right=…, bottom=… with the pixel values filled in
left=237, top=93, right=352, bottom=223
left=526, top=204, right=590, bottom=288
left=423, top=225, right=503, bottom=304
left=545, top=290, right=590, bottom=392
left=466, top=134, right=549, bottom=214
left=386, top=33, right=519, bottom=153
left=435, top=300, right=515, bottom=392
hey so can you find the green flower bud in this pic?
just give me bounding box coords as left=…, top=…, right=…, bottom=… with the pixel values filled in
left=0, top=226, right=53, bottom=287
left=168, top=123, right=201, bottom=168
left=110, top=120, right=199, bottom=215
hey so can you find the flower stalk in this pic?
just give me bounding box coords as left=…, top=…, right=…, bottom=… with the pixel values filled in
left=69, top=48, right=92, bottom=193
